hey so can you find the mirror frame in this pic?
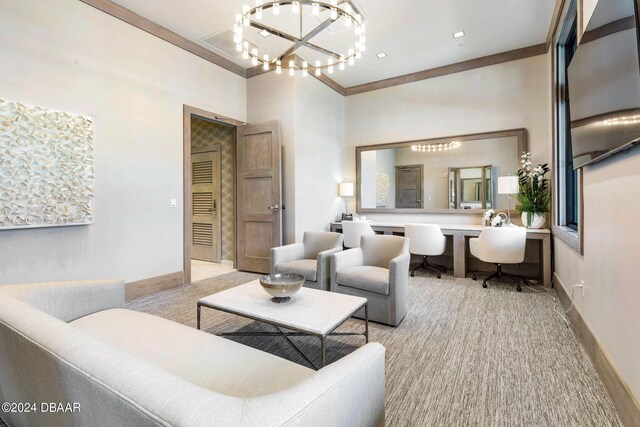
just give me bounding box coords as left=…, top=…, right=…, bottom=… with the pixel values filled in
left=355, top=128, right=527, bottom=214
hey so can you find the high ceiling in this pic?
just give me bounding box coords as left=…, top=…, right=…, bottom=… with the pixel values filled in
left=111, top=0, right=558, bottom=87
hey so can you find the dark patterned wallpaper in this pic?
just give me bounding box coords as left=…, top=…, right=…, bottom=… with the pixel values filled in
left=191, top=117, right=235, bottom=261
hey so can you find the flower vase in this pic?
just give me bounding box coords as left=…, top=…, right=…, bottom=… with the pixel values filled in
left=521, top=212, right=545, bottom=229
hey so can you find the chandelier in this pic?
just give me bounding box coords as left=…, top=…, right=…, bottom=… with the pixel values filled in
left=411, top=141, right=462, bottom=153
left=233, top=1, right=366, bottom=76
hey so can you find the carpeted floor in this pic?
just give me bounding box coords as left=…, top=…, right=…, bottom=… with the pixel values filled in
left=127, top=271, right=622, bottom=427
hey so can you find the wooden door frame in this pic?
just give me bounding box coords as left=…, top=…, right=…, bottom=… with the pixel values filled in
left=183, top=104, right=246, bottom=285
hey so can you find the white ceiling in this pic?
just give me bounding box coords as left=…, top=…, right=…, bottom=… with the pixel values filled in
left=111, top=0, right=558, bottom=87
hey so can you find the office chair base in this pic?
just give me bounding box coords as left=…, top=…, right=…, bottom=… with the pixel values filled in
left=472, top=265, right=526, bottom=292
left=410, top=256, right=447, bottom=279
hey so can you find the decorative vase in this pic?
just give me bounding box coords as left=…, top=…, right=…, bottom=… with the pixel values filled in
left=521, top=212, right=545, bottom=229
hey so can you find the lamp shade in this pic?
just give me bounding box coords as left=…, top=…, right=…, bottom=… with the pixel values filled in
left=497, top=176, right=519, bottom=195
left=339, top=182, right=354, bottom=197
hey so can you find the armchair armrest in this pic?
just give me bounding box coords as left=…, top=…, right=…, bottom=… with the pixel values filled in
left=388, top=252, right=410, bottom=325
left=0, top=279, right=125, bottom=322
left=271, top=243, right=305, bottom=274
left=330, top=248, right=363, bottom=291
left=242, top=343, right=386, bottom=427
left=316, top=247, right=344, bottom=291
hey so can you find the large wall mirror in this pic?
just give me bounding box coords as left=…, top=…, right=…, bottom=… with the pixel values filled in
left=356, top=129, right=526, bottom=214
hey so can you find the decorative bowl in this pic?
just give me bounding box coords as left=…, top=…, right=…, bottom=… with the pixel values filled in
left=259, top=273, right=305, bottom=303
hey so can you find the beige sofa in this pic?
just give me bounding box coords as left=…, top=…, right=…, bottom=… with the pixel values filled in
left=0, top=280, right=385, bottom=427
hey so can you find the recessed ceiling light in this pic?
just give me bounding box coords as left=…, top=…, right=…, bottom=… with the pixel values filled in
left=259, top=29, right=271, bottom=38
left=453, top=31, right=465, bottom=39
left=376, top=52, right=387, bottom=58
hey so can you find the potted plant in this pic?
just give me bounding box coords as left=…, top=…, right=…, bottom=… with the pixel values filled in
left=516, top=152, right=550, bottom=229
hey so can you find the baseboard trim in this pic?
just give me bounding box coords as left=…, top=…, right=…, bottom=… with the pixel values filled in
left=125, top=271, right=184, bottom=301
left=554, top=273, right=640, bottom=426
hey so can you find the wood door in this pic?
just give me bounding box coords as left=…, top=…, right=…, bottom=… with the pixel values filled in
left=236, top=121, right=282, bottom=273
left=191, top=149, right=221, bottom=262
left=395, top=165, right=423, bottom=208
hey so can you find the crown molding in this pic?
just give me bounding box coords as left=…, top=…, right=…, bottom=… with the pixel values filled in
left=344, top=43, right=547, bottom=96
left=79, top=0, right=246, bottom=77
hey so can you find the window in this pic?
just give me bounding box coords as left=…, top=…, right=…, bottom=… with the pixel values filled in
left=556, top=13, right=580, bottom=233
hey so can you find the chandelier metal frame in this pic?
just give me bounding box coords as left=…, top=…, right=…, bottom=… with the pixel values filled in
left=234, top=1, right=366, bottom=75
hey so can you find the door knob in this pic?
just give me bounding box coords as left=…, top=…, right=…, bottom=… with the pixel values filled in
left=268, top=205, right=280, bottom=211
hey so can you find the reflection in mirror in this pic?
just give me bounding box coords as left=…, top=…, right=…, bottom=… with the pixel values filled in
left=358, top=131, right=523, bottom=211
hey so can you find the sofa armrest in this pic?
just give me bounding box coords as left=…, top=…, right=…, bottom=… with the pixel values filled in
left=389, top=252, right=410, bottom=321
left=330, top=248, right=363, bottom=291
left=271, top=243, right=305, bottom=274
left=0, top=279, right=125, bottom=322
left=242, top=343, right=386, bottom=427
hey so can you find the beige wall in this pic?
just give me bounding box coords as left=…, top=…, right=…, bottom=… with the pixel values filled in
left=0, top=0, right=246, bottom=284
left=345, top=54, right=552, bottom=224
left=190, top=118, right=235, bottom=261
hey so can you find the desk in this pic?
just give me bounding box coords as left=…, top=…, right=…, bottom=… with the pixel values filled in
left=330, top=222, right=552, bottom=287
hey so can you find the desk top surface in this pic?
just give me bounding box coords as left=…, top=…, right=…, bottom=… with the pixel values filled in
left=330, top=221, right=551, bottom=234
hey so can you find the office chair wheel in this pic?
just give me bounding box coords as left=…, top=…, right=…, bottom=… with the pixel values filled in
left=410, top=271, right=415, bottom=277
left=517, top=284, right=522, bottom=292
left=472, top=274, right=477, bottom=281
left=482, top=283, right=488, bottom=289
left=436, top=273, right=441, bottom=279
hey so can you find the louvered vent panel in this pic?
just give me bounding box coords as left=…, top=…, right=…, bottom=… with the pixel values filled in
left=193, top=192, right=213, bottom=215
left=193, top=223, right=213, bottom=246
left=193, top=161, right=213, bottom=185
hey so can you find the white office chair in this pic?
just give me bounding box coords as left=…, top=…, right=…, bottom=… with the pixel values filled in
left=404, top=224, right=447, bottom=278
left=342, top=221, right=375, bottom=248
left=469, top=226, right=527, bottom=292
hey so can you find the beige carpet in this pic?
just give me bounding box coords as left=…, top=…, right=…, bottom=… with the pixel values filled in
left=127, top=271, right=622, bottom=427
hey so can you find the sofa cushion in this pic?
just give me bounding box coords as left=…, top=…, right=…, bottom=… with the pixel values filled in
left=336, top=266, right=390, bottom=296
left=275, top=259, right=317, bottom=282
left=70, top=308, right=314, bottom=398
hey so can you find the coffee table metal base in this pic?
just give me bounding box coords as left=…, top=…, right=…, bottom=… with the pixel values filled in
left=197, top=303, right=368, bottom=370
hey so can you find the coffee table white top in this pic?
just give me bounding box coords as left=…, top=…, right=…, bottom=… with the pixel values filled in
left=198, top=280, right=367, bottom=336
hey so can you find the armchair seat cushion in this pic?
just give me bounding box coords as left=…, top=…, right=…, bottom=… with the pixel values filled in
left=336, top=266, right=390, bottom=296
left=275, top=259, right=317, bottom=282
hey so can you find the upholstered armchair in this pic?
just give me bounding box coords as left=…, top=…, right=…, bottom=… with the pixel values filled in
left=271, top=231, right=344, bottom=291
left=331, top=235, right=410, bottom=326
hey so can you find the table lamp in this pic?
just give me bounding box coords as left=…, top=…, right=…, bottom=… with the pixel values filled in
left=497, top=176, right=519, bottom=224
left=339, top=182, right=354, bottom=215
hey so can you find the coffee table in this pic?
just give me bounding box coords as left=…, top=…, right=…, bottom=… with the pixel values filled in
left=197, top=280, right=369, bottom=369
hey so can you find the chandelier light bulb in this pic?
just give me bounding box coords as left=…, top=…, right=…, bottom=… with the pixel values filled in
left=345, top=15, right=352, bottom=27
left=359, top=34, right=366, bottom=44
left=256, top=7, right=263, bottom=20
left=355, top=26, right=361, bottom=36
left=291, top=1, right=300, bottom=14
left=272, top=2, right=280, bottom=14
left=344, top=3, right=352, bottom=14
left=263, top=54, right=269, bottom=70
left=235, top=14, right=242, bottom=24
left=312, top=2, right=320, bottom=15
left=289, top=60, right=295, bottom=76
left=360, top=24, right=366, bottom=34
left=251, top=48, right=258, bottom=66
left=236, top=43, right=243, bottom=52
left=339, top=55, right=345, bottom=70
left=302, top=61, right=308, bottom=77
left=276, top=60, right=282, bottom=74
left=330, top=7, right=338, bottom=20
left=315, top=60, right=321, bottom=76
left=242, top=42, right=249, bottom=59
left=328, top=59, right=334, bottom=74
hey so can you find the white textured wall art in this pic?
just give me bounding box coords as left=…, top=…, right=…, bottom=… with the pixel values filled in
left=376, top=173, right=390, bottom=208
left=0, top=99, right=94, bottom=229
